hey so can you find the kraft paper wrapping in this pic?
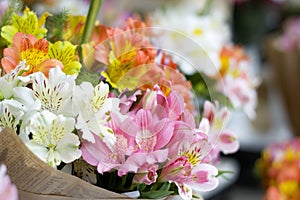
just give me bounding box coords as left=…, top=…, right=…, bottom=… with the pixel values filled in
left=265, top=35, right=300, bottom=136
left=0, top=128, right=127, bottom=200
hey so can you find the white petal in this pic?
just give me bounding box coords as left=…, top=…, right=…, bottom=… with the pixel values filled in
left=57, top=133, right=82, bottom=163
left=26, top=141, right=48, bottom=163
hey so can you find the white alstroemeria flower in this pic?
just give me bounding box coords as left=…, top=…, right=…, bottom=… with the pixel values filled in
left=9, top=87, right=42, bottom=141
left=31, top=66, right=76, bottom=116
left=73, top=81, right=120, bottom=143
left=25, top=110, right=81, bottom=168
left=0, top=99, right=24, bottom=133
left=0, top=61, right=28, bottom=99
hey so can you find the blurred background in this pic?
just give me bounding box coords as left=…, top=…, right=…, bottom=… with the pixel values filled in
left=16, top=0, right=300, bottom=199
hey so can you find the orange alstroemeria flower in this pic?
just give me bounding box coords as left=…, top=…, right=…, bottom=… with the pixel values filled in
left=219, top=45, right=249, bottom=78
left=1, top=32, right=63, bottom=76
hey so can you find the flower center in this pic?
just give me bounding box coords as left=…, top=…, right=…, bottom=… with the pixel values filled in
left=182, top=150, right=201, bottom=166
left=21, top=48, right=48, bottom=70
left=136, top=129, right=156, bottom=152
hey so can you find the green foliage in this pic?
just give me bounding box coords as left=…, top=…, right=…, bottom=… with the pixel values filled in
left=139, top=190, right=174, bottom=199
left=45, top=9, right=69, bottom=42
left=75, top=69, right=100, bottom=87
left=138, top=182, right=177, bottom=199
left=0, top=0, right=23, bottom=47
left=186, top=73, right=233, bottom=110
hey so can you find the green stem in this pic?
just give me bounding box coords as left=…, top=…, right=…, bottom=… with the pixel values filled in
left=79, top=0, right=102, bottom=64
left=198, top=0, right=213, bottom=16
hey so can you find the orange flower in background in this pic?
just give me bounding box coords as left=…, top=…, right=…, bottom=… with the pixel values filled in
left=1, top=32, right=63, bottom=76
left=219, top=45, right=249, bottom=78
left=257, top=138, right=300, bottom=200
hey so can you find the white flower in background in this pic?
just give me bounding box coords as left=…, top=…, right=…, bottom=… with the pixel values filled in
left=0, top=164, right=18, bottom=200
left=33, top=0, right=89, bottom=15
left=30, top=66, right=76, bottom=117
left=0, top=99, right=23, bottom=133
left=73, top=81, right=120, bottom=143
left=219, top=76, right=257, bottom=119
left=25, top=110, right=81, bottom=168
left=150, top=1, right=231, bottom=75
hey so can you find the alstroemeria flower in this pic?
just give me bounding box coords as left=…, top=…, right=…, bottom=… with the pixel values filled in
left=0, top=61, right=28, bottom=99
left=119, top=109, right=174, bottom=153
left=1, top=86, right=41, bottom=141
left=159, top=156, right=192, bottom=183
left=30, top=66, right=76, bottom=116
left=202, top=100, right=239, bottom=155
left=25, top=110, right=81, bottom=168
left=1, top=7, right=49, bottom=44
left=0, top=164, right=18, bottom=200
left=117, top=150, right=168, bottom=176
left=1, top=33, right=63, bottom=75
left=133, top=164, right=158, bottom=185
left=0, top=99, right=23, bottom=133
left=73, top=81, right=120, bottom=143
left=216, top=45, right=258, bottom=119
left=81, top=133, right=122, bottom=174
left=94, top=25, right=156, bottom=90
left=186, top=163, right=219, bottom=192
left=48, top=41, right=82, bottom=75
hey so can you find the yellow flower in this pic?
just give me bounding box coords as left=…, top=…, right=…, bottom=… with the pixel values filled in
left=63, top=15, right=86, bottom=43
left=101, top=50, right=137, bottom=89
left=48, top=41, right=82, bottom=75
left=1, top=7, right=50, bottom=44
left=279, top=180, right=298, bottom=197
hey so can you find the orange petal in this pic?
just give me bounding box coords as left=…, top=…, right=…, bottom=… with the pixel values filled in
left=36, top=58, right=64, bottom=77
left=33, top=38, right=49, bottom=53
left=3, top=47, right=20, bottom=62
left=94, top=44, right=109, bottom=65
left=1, top=56, right=18, bottom=73
left=13, top=32, right=37, bottom=51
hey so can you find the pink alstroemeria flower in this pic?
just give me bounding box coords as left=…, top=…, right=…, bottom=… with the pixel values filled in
left=81, top=134, right=122, bottom=174
left=159, top=156, right=192, bottom=183
left=120, top=109, right=174, bottom=153
left=159, top=156, right=219, bottom=197
left=202, top=100, right=239, bottom=155
left=0, top=164, right=18, bottom=200
left=133, top=164, right=158, bottom=185
left=185, top=163, right=219, bottom=192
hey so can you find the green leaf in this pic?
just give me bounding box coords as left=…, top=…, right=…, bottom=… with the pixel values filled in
left=0, top=91, right=4, bottom=101
left=137, top=183, right=146, bottom=192
left=139, top=190, right=174, bottom=199
left=0, top=0, right=23, bottom=46
left=0, top=0, right=23, bottom=28
left=217, top=170, right=234, bottom=181
left=75, top=70, right=100, bottom=87
left=160, top=182, right=171, bottom=191
left=45, top=9, right=69, bottom=42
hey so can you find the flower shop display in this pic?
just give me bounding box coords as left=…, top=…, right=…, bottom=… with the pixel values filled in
left=0, top=0, right=258, bottom=199
left=256, top=138, right=300, bottom=200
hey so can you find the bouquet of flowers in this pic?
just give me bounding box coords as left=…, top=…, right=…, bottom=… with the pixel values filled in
left=256, top=138, right=300, bottom=200
left=0, top=0, right=257, bottom=199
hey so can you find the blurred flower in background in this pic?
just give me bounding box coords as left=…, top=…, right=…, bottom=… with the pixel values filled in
left=256, top=138, right=300, bottom=200
left=0, top=164, right=18, bottom=200
left=276, top=17, right=300, bottom=51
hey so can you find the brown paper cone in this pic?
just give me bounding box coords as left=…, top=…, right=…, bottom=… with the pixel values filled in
left=265, top=35, right=300, bottom=136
